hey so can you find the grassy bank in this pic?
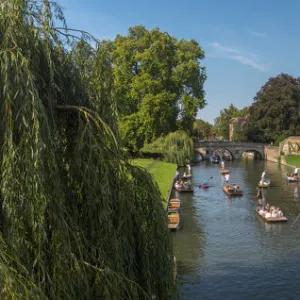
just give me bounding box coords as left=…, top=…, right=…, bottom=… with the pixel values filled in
left=131, top=158, right=177, bottom=202
left=285, top=156, right=300, bottom=167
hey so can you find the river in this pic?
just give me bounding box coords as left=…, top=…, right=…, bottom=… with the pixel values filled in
left=172, top=159, right=300, bottom=300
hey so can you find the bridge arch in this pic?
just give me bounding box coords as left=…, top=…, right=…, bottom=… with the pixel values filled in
left=194, top=140, right=265, bottom=160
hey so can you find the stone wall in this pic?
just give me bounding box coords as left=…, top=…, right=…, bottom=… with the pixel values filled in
left=264, top=146, right=280, bottom=163
left=279, top=136, right=300, bottom=155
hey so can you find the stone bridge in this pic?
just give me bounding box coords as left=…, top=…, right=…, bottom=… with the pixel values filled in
left=194, top=140, right=265, bottom=160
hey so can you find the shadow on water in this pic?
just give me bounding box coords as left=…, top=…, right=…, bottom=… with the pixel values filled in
left=172, top=159, right=300, bottom=300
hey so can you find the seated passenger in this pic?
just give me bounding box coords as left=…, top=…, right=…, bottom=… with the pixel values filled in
left=277, top=207, right=283, bottom=217
left=265, top=203, right=270, bottom=211
left=265, top=212, right=271, bottom=218
left=271, top=210, right=278, bottom=218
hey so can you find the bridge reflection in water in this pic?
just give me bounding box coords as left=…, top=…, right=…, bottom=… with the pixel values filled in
left=172, top=159, right=300, bottom=300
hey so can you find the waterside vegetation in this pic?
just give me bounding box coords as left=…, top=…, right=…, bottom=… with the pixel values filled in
left=0, top=1, right=177, bottom=298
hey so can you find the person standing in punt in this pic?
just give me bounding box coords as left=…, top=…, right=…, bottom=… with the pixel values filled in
left=225, top=173, right=230, bottom=183
left=294, top=167, right=299, bottom=178
left=257, top=187, right=264, bottom=199
left=221, top=160, right=225, bottom=169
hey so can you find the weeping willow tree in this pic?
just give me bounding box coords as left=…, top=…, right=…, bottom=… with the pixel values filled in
left=142, top=131, right=193, bottom=165
left=0, top=1, right=175, bottom=299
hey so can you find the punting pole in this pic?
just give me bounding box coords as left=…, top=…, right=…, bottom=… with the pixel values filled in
left=290, top=213, right=300, bottom=228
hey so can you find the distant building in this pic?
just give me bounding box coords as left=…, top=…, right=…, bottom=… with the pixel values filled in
left=229, top=114, right=250, bottom=141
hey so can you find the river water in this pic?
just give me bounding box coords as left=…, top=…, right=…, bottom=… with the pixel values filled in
left=172, top=159, right=300, bottom=300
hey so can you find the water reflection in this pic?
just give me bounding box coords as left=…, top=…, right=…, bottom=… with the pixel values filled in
left=172, top=159, right=300, bottom=299
left=294, top=186, right=299, bottom=201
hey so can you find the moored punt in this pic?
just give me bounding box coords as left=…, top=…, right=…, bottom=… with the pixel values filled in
left=258, top=179, right=271, bottom=188
left=287, top=176, right=299, bottom=182
left=174, top=182, right=194, bottom=193
left=182, top=174, right=192, bottom=180
left=256, top=207, right=288, bottom=222
left=223, top=185, right=243, bottom=196
left=168, top=199, right=181, bottom=212
left=220, top=168, right=231, bottom=175
left=168, top=211, right=180, bottom=230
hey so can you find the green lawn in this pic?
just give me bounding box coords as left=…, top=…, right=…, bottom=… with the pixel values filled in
left=130, top=158, right=155, bottom=169
left=285, top=156, right=300, bottom=167
left=131, top=159, right=177, bottom=203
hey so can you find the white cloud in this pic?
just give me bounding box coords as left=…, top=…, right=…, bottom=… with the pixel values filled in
left=210, top=42, right=240, bottom=54
left=230, top=55, right=269, bottom=72
left=208, top=41, right=269, bottom=72
left=248, top=29, right=268, bottom=38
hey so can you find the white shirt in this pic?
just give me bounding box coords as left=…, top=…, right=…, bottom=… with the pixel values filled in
left=261, top=171, right=266, bottom=178
left=294, top=168, right=298, bottom=174
left=225, top=174, right=230, bottom=181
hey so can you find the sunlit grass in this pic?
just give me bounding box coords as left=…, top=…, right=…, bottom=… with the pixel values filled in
left=132, top=159, right=177, bottom=202
left=130, top=158, right=154, bottom=169
left=286, top=156, right=300, bottom=167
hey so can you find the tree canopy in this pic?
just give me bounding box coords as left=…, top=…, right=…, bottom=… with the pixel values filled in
left=214, top=104, right=248, bottom=140
left=192, top=119, right=213, bottom=140
left=248, top=73, right=300, bottom=143
left=0, top=1, right=175, bottom=299
left=112, top=26, right=206, bottom=151
left=142, top=130, right=194, bottom=165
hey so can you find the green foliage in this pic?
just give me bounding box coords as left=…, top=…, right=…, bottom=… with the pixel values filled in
left=248, top=73, right=300, bottom=143
left=232, top=122, right=248, bottom=141
left=112, top=26, right=206, bottom=149
left=214, top=104, right=248, bottom=139
left=192, top=119, right=213, bottom=139
left=274, top=134, right=287, bottom=146
left=142, top=131, right=193, bottom=165
left=286, top=155, right=300, bottom=166
left=0, top=1, right=175, bottom=299
left=132, top=159, right=177, bottom=201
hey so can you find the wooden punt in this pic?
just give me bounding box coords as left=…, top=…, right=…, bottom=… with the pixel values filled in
left=287, top=176, right=299, bottom=182
left=174, top=182, right=194, bottom=193
left=167, top=199, right=181, bottom=212
left=168, top=211, right=180, bottom=230
left=220, top=169, right=231, bottom=175
left=258, top=179, right=271, bottom=188
left=256, top=207, right=288, bottom=222
left=182, top=174, right=192, bottom=180
left=223, top=185, right=243, bottom=196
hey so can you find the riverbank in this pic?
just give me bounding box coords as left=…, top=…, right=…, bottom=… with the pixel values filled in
left=285, top=156, right=300, bottom=167
left=131, top=158, right=177, bottom=203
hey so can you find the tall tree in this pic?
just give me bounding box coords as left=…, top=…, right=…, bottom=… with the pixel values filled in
left=112, top=26, right=206, bottom=150
left=0, top=1, right=175, bottom=299
left=192, top=119, right=213, bottom=139
left=214, top=104, right=241, bottom=139
left=248, top=73, right=300, bottom=143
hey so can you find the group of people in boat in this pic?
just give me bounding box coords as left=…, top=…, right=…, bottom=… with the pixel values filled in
left=175, top=164, right=193, bottom=190
left=257, top=203, right=283, bottom=218
left=225, top=184, right=241, bottom=193
left=175, top=180, right=192, bottom=190
left=256, top=170, right=285, bottom=218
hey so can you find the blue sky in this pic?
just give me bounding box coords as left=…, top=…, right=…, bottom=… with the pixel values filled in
left=57, top=0, right=300, bottom=124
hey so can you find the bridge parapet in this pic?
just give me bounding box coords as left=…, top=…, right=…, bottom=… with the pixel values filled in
left=194, top=140, right=265, bottom=160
